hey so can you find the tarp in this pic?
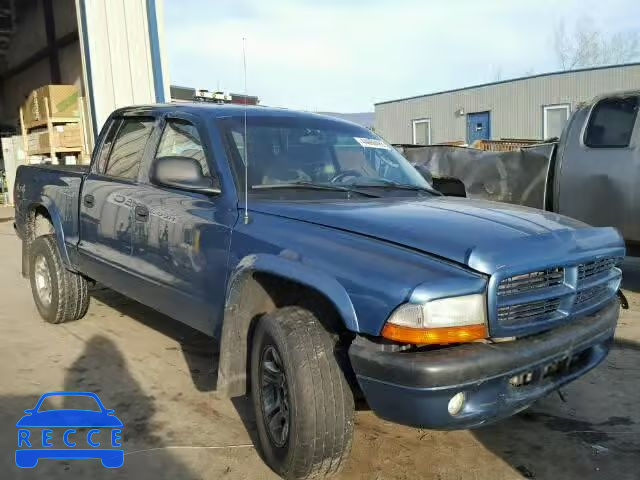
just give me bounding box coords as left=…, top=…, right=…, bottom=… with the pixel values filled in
left=400, top=144, right=556, bottom=209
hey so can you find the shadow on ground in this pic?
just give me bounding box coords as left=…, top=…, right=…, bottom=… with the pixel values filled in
left=90, top=286, right=263, bottom=457
left=473, top=339, right=640, bottom=480
left=0, top=335, right=199, bottom=478
left=90, top=286, right=219, bottom=392
left=88, top=286, right=263, bottom=459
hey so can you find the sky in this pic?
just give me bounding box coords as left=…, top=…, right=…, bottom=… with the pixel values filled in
left=163, top=0, right=639, bottom=113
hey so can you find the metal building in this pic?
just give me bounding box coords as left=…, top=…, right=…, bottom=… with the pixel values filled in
left=374, top=63, right=640, bottom=145
left=1, top=0, right=168, bottom=201
left=0, top=0, right=169, bottom=145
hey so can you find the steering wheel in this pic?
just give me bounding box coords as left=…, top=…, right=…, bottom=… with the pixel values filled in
left=330, top=170, right=363, bottom=183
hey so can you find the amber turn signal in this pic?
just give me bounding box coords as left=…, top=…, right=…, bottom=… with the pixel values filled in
left=381, top=323, right=487, bottom=345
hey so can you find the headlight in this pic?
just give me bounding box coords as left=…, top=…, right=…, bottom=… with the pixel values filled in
left=381, top=294, right=487, bottom=345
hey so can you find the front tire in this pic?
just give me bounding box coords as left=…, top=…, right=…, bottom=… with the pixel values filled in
left=29, top=235, right=90, bottom=323
left=251, top=306, right=354, bottom=479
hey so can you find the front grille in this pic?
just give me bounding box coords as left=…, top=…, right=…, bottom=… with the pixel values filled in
left=498, top=268, right=564, bottom=296
left=497, top=298, right=561, bottom=325
left=575, top=284, right=610, bottom=307
left=494, top=255, right=620, bottom=332
left=578, top=257, right=622, bottom=283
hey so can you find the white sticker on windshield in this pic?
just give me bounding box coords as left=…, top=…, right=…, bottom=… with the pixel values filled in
left=354, top=137, right=391, bottom=149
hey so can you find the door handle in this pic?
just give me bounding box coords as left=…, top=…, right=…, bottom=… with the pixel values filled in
left=134, top=205, right=149, bottom=221
left=83, top=194, right=95, bottom=208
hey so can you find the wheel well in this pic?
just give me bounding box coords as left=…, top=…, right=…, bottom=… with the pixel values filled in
left=20, top=205, right=56, bottom=278
left=218, top=271, right=359, bottom=397
left=252, top=271, right=350, bottom=335
left=27, top=205, right=54, bottom=242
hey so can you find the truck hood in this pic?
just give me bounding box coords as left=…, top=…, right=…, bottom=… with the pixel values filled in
left=250, top=197, right=624, bottom=274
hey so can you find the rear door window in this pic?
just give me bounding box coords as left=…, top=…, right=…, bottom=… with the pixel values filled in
left=585, top=96, right=638, bottom=148
left=94, top=119, right=120, bottom=173
left=104, top=117, right=155, bottom=180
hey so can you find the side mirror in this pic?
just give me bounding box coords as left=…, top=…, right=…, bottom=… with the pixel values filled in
left=152, top=156, right=221, bottom=195
left=433, top=176, right=467, bottom=197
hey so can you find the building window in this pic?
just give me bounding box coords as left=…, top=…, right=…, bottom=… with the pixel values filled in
left=584, top=96, right=639, bottom=148
left=543, top=104, right=570, bottom=140
left=412, top=119, right=431, bottom=145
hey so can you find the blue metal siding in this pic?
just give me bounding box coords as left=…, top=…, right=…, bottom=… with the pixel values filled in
left=146, top=0, right=165, bottom=103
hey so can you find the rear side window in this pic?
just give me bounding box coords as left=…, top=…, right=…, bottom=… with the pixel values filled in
left=94, top=119, right=120, bottom=173
left=585, top=96, right=638, bottom=148
left=105, top=117, right=155, bottom=179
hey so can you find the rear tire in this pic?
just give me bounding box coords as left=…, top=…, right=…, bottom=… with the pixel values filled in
left=251, top=306, right=354, bottom=479
left=29, top=235, right=90, bottom=323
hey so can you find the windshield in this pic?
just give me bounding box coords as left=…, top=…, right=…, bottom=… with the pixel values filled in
left=219, top=115, right=430, bottom=194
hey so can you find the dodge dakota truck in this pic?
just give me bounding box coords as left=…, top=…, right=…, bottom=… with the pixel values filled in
left=14, top=104, right=624, bottom=479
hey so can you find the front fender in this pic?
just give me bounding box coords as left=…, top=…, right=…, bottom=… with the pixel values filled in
left=228, top=254, right=359, bottom=330
left=217, top=253, right=359, bottom=397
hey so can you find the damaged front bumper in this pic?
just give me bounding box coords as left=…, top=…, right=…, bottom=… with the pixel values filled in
left=349, top=298, right=619, bottom=429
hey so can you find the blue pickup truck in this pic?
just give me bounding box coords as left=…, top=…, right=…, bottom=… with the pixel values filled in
left=14, top=104, right=624, bottom=479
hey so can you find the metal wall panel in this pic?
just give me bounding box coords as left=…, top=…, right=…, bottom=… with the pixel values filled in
left=76, top=0, right=169, bottom=143
left=375, top=64, right=640, bottom=145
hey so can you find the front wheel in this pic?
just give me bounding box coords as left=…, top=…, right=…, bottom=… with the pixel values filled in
left=251, top=306, right=354, bottom=479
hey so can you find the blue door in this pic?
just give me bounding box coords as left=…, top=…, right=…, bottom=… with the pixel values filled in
left=78, top=116, right=156, bottom=275
left=467, top=111, right=491, bottom=144
left=127, top=116, right=235, bottom=336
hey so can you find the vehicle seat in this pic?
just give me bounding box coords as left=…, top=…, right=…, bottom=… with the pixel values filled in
left=281, top=144, right=335, bottom=182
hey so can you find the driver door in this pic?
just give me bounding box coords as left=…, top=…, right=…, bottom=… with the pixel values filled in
left=127, top=115, right=234, bottom=335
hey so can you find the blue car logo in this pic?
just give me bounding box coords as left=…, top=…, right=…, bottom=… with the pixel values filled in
left=16, top=391, right=123, bottom=468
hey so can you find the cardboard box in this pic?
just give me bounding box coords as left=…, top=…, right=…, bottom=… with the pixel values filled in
left=26, top=124, right=82, bottom=153
left=22, top=85, right=80, bottom=129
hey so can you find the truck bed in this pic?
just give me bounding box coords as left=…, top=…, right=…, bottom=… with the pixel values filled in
left=13, top=164, right=86, bottom=250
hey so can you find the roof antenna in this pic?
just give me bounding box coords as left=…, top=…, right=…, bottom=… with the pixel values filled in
left=242, top=37, right=250, bottom=224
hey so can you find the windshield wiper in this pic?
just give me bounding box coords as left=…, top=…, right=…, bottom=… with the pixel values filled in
left=348, top=178, right=442, bottom=195
left=252, top=181, right=381, bottom=198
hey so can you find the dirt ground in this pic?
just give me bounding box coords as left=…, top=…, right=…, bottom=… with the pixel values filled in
left=1, top=205, right=639, bottom=480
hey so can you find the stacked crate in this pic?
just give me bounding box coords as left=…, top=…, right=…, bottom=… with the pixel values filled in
left=19, top=85, right=88, bottom=165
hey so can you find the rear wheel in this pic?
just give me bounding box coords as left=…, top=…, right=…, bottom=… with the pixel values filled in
left=251, top=306, right=354, bottom=479
left=29, top=235, right=90, bottom=323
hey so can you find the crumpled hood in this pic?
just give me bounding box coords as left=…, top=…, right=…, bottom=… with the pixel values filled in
left=250, top=197, right=624, bottom=273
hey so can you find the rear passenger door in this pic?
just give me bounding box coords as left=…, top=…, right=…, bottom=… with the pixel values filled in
left=78, top=116, right=155, bottom=280
left=127, top=115, right=234, bottom=335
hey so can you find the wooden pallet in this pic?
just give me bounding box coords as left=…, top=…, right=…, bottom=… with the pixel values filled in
left=19, top=95, right=89, bottom=164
